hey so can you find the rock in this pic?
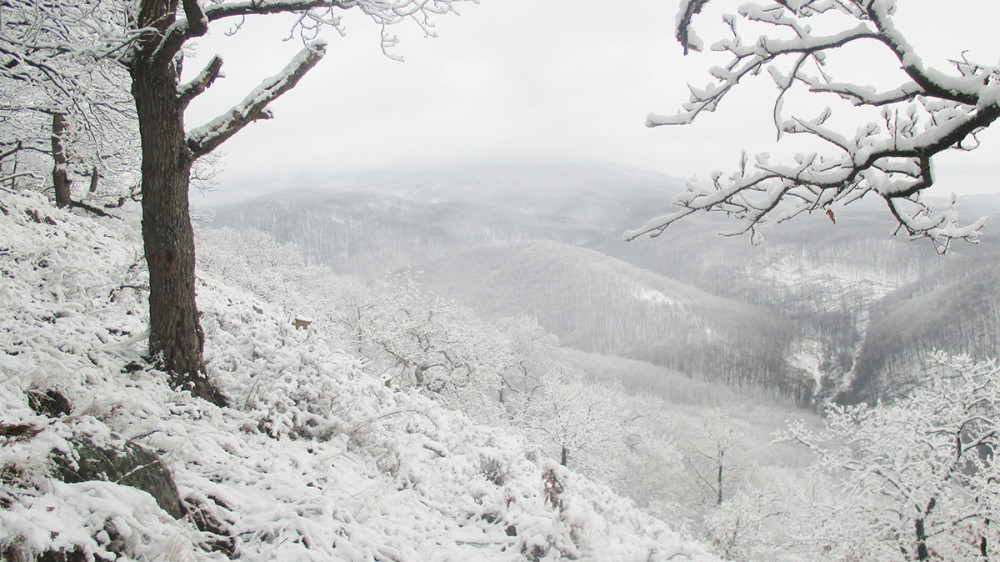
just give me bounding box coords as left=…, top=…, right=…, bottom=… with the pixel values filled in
left=53, top=435, right=186, bottom=519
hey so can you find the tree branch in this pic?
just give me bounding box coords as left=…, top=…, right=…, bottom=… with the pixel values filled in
left=203, top=0, right=355, bottom=22
left=0, top=141, right=23, bottom=163
left=676, top=0, right=711, bottom=55
left=186, top=41, right=327, bottom=159
left=182, top=0, right=209, bottom=37
left=633, top=0, right=1000, bottom=248
left=177, top=55, right=223, bottom=109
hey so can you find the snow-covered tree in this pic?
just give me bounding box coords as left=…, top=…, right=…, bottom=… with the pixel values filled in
left=701, top=485, right=784, bottom=561
left=627, top=0, right=997, bottom=250
left=780, top=352, right=1000, bottom=561
left=333, top=275, right=513, bottom=416
left=0, top=1, right=138, bottom=209
left=517, top=372, right=635, bottom=480
left=673, top=410, right=756, bottom=508
left=4, top=0, right=475, bottom=403
left=127, top=0, right=476, bottom=403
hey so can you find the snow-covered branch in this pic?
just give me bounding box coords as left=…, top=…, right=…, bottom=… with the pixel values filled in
left=635, top=0, right=1000, bottom=247
left=186, top=42, right=327, bottom=159
left=177, top=55, right=223, bottom=109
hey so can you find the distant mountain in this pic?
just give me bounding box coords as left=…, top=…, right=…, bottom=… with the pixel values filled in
left=201, top=162, right=1000, bottom=406
left=591, top=196, right=1000, bottom=402
left=204, top=162, right=683, bottom=276
left=207, top=190, right=601, bottom=277
left=207, top=161, right=684, bottom=232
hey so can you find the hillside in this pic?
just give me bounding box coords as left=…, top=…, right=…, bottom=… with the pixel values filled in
left=0, top=190, right=716, bottom=560
left=200, top=162, right=1000, bottom=406
left=206, top=162, right=684, bottom=233
left=417, top=240, right=811, bottom=400
left=845, top=247, right=1000, bottom=403
left=209, top=190, right=601, bottom=277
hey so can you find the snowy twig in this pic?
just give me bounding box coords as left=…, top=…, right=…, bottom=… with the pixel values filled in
left=632, top=0, right=998, bottom=247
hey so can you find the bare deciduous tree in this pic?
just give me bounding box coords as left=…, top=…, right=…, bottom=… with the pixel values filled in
left=5, top=0, right=474, bottom=404
left=1, top=1, right=138, bottom=209
left=627, top=0, right=997, bottom=250
left=779, top=353, right=1000, bottom=561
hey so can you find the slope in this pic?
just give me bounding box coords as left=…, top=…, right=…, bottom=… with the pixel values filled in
left=845, top=246, right=1000, bottom=403
left=203, top=161, right=685, bottom=234
left=0, top=190, right=716, bottom=560
left=596, top=197, right=987, bottom=400
left=418, top=240, right=812, bottom=400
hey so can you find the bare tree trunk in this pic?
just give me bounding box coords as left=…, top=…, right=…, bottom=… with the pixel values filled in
left=914, top=497, right=936, bottom=561
left=129, top=0, right=225, bottom=406
left=51, top=112, right=70, bottom=208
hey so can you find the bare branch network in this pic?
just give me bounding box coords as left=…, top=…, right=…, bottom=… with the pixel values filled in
left=626, top=0, right=998, bottom=251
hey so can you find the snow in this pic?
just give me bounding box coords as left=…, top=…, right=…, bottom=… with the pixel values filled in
left=635, top=286, right=681, bottom=308
left=0, top=190, right=717, bottom=560
left=787, top=339, right=824, bottom=389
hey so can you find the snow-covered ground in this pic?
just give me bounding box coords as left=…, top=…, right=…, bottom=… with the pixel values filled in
left=0, top=191, right=716, bottom=560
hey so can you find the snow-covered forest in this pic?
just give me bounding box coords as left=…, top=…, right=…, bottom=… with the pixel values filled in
left=4, top=0, right=1000, bottom=561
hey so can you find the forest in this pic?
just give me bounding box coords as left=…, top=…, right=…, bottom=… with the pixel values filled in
left=3, top=0, right=1000, bottom=561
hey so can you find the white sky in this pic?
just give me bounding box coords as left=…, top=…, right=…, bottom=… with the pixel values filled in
left=185, top=0, right=1000, bottom=200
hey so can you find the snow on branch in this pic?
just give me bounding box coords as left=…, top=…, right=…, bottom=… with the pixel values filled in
left=632, top=0, right=1000, bottom=248
left=186, top=41, right=327, bottom=159
left=676, top=0, right=711, bottom=55
left=177, top=55, right=223, bottom=109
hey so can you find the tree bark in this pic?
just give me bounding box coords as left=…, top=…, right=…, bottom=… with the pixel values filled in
left=130, top=0, right=225, bottom=406
left=51, top=112, right=70, bottom=208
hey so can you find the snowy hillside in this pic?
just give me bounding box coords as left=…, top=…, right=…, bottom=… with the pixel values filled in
left=416, top=240, right=809, bottom=400
left=0, top=191, right=716, bottom=560
left=200, top=162, right=1000, bottom=406
left=847, top=246, right=1000, bottom=403
left=204, top=162, right=684, bottom=233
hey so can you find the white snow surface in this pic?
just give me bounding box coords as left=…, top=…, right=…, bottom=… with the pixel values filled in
left=0, top=191, right=716, bottom=561
left=635, top=286, right=682, bottom=308
left=787, top=339, right=824, bottom=390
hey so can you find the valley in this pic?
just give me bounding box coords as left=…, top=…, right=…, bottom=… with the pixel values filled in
left=201, top=161, right=1000, bottom=408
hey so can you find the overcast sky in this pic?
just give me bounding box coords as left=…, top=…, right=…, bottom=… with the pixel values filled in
left=185, top=0, right=1000, bottom=202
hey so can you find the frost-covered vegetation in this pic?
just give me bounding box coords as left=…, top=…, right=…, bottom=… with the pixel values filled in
left=0, top=191, right=717, bottom=560
left=196, top=218, right=1000, bottom=560
left=5, top=183, right=1000, bottom=561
